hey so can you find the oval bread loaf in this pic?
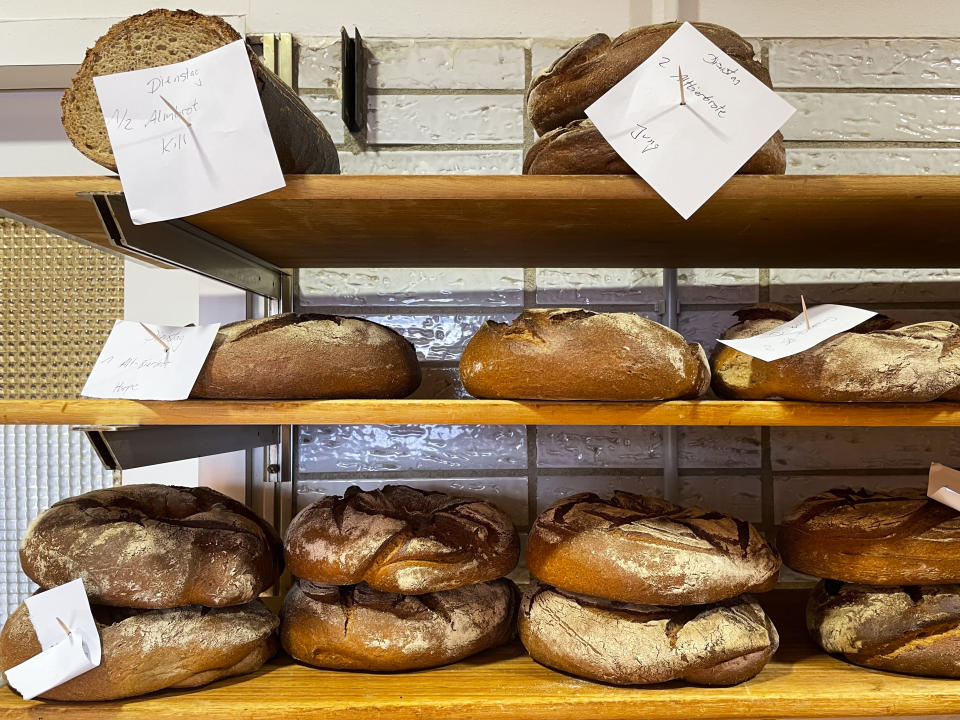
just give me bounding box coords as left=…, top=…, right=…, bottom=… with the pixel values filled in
left=460, top=308, right=710, bottom=401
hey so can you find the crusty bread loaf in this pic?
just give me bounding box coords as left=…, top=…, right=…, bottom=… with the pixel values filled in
left=520, top=582, right=778, bottom=686
left=527, top=491, right=779, bottom=605
left=524, top=119, right=785, bottom=175
left=20, top=484, right=283, bottom=608
left=281, top=579, right=518, bottom=671
left=778, top=487, right=960, bottom=585
left=191, top=313, right=421, bottom=399
left=0, top=599, right=278, bottom=701
left=285, top=485, right=520, bottom=594
left=527, top=22, right=755, bottom=135
left=61, top=9, right=338, bottom=174
left=712, top=303, right=960, bottom=401
left=808, top=580, right=960, bottom=677
left=460, top=308, right=710, bottom=401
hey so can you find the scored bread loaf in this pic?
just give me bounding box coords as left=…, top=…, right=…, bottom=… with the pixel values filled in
left=285, top=485, right=520, bottom=594
left=519, top=582, right=778, bottom=686
left=527, top=492, right=780, bottom=605
left=281, top=579, right=519, bottom=671
left=0, top=599, right=278, bottom=701
left=778, top=487, right=960, bottom=585
left=190, top=313, right=421, bottom=399
left=808, top=580, right=960, bottom=677
left=527, top=22, right=755, bottom=135
left=460, top=308, right=710, bottom=401
left=524, top=120, right=785, bottom=175
left=712, top=304, right=960, bottom=401
left=20, top=484, right=283, bottom=608
left=61, top=9, right=338, bottom=174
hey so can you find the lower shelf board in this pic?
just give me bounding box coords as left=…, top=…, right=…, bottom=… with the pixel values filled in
left=2, top=591, right=958, bottom=719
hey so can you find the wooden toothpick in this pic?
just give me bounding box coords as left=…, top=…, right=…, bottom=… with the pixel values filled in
left=678, top=65, right=686, bottom=105
left=56, top=617, right=71, bottom=636
left=801, top=294, right=811, bottom=330
left=159, top=94, right=191, bottom=127
left=139, top=322, right=171, bottom=352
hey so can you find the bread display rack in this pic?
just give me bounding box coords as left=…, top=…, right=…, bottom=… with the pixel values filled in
left=3, top=173, right=960, bottom=718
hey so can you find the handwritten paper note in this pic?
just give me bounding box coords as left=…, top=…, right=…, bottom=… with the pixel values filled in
left=4, top=580, right=102, bottom=700
left=585, top=22, right=795, bottom=219
left=717, top=304, right=877, bottom=362
left=928, top=463, right=960, bottom=512
left=82, top=320, right=220, bottom=400
left=93, top=40, right=284, bottom=225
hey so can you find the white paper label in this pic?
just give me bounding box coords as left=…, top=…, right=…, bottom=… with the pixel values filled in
left=81, top=320, right=220, bottom=400
left=717, top=304, right=877, bottom=363
left=4, top=580, right=102, bottom=700
left=585, top=22, right=795, bottom=219
left=93, top=40, right=285, bottom=225
left=928, top=462, right=960, bottom=512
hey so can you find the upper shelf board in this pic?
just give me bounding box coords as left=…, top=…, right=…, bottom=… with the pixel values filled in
left=2, top=175, right=960, bottom=268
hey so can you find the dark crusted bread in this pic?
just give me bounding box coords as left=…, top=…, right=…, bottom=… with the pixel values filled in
left=808, top=580, right=960, bottom=677
left=285, top=485, right=520, bottom=594
left=519, top=582, right=778, bottom=686
left=527, top=491, right=780, bottom=605
left=281, top=579, right=519, bottom=671
left=778, top=487, right=960, bottom=585
left=191, top=313, right=421, bottom=399
left=0, top=599, right=278, bottom=701
left=61, top=9, right=338, bottom=174
left=527, top=22, right=756, bottom=135
left=20, top=484, right=283, bottom=608
left=459, top=308, right=710, bottom=401
left=712, top=303, right=960, bottom=401
left=524, top=119, right=785, bottom=175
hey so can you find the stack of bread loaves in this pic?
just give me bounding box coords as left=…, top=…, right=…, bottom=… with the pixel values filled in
left=280, top=485, right=521, bottom=671
left=0, top=485, right=284, bottom=700
left=524, top=22, right=785, bottom=175
left=779, top=487, right=960, bottom=677
left=519, top=492, right=781, bottom=685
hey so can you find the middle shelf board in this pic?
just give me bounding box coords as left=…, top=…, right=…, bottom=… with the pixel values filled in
left=3, top=399, right=960, bottom=426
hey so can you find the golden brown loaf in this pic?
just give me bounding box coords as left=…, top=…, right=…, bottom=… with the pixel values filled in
left=519, top=583, right=778, bottom=686
left=284, top=485, right=520, bottom=594
left=460, top=308, right=710, bottom=401
left=191, top=313, right=421, bottom=399
left=20, top=484, right=283, bottom=608
left=281, top=579, right=518, bottom=671
left=808, top=580, right=960, bottom=677
left=527, top=492, right=780, bottom=605
left=778, top=487, right=960, bottom=584
left=527, top=22, right=756, bottom=136
left=712, top=304, right=960, bottom=401
left=0, top=599, right=278, bottom=701
left=61, top=9, right=338, bottom=174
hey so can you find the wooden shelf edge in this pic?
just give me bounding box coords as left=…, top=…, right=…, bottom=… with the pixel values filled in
left=2, top=399, right=960, bottom=427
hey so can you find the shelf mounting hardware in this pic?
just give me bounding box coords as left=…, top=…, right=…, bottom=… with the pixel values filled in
left=341, top=27, right=367, bottom=133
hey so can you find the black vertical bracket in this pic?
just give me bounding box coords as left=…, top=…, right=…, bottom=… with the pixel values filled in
left=341, top=27, right=367, bottom=133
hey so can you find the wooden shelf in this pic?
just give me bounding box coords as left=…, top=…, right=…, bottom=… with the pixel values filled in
left=2, top=590, right=958, bottom=719
left=3, top=175, right=960, bottom=267
left=3, top=398, right=960, bottom=426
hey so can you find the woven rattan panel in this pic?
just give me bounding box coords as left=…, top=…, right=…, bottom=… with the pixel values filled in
left=1, top=218, right=123, bottom=399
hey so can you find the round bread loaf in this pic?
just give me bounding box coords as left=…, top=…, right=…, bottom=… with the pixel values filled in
left=524, top=119, right=785, bottom=175
left=190, top=313, right=421, bottom=399
left=712, top=304, right=960, bottom=401
left=808, top=580, right=960, bottom=677
left=459, top=308, right=710, bottom=401
left=519, top=582, right=778, bottom=686
left=778, top=487, right=960, bottom=584
left=20, top=484, right=283, bottom=608
left=285, top=485, right=520, bottom=594
left=527, top=22, right=755, bottom=135
left=527, top=491, right=780, bottom=605
left=0, top=599, right=278, bottom=701
left=281, top=579, right=518, bottom=671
